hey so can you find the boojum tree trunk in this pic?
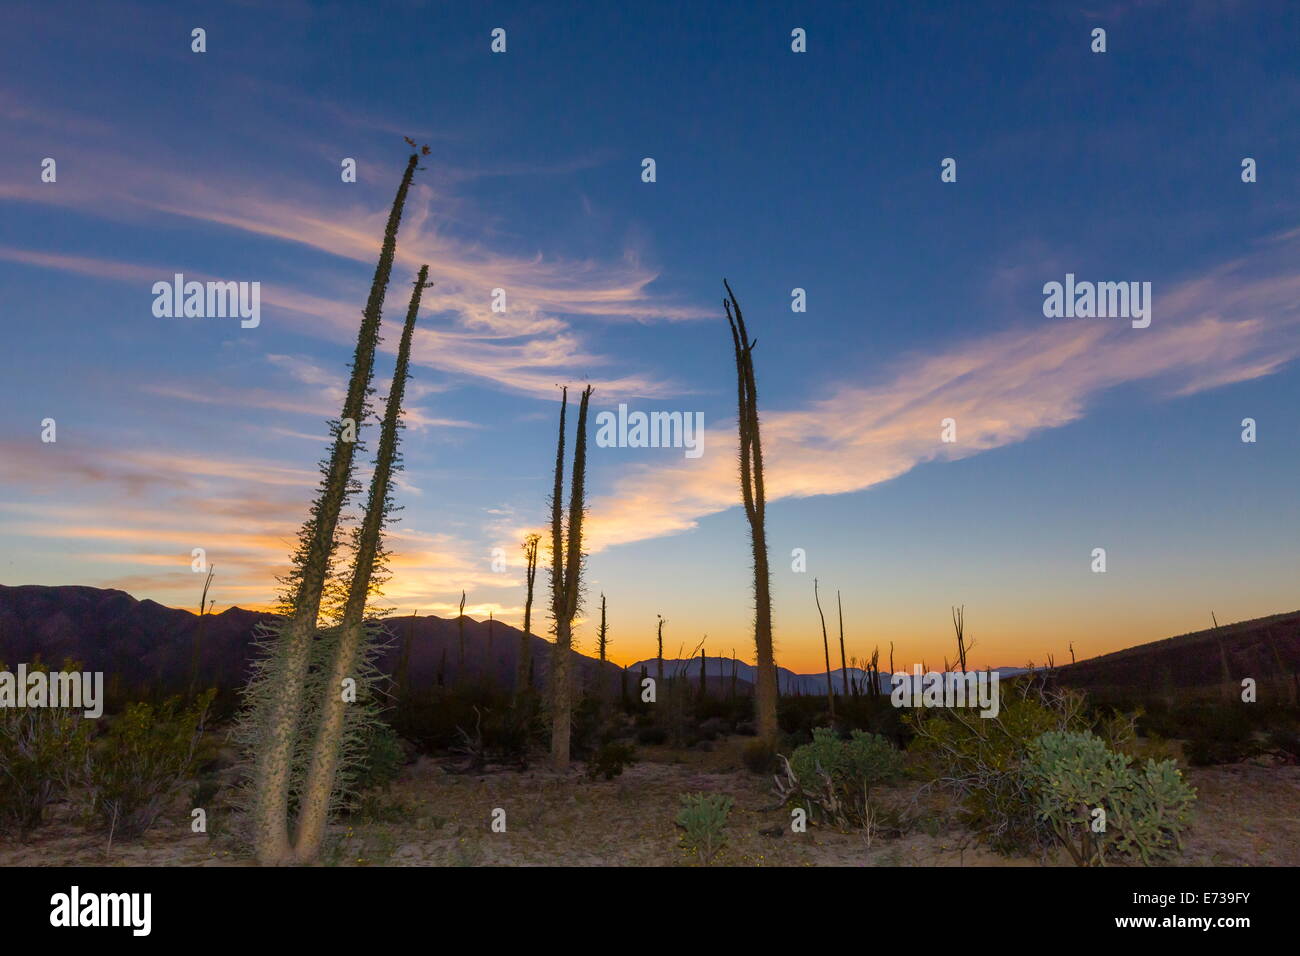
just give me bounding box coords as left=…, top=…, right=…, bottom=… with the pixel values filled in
left=597, top=593, right=608, bottom=661
left=837, top=590, right=851, bottom=698
left=250, top=153, right=418, bottom=866
left=548, top=385, right=593, bottom=770
left=724, top=280, right=778, bottom=741
left=815, top=578, right=835, bottom=720
left=294, top=265, right=428, bottom=863
left=656, top=615, right=665, bottom=687
left=516, top=533, right=540, bottom=696
left=457, top=590, right=466, bottom=675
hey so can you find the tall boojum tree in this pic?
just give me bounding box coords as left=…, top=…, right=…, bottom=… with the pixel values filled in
left=547, top=384, right=593, bottom=770
left=243, top=153, right=419, bottom=866
left=723, top=280, right=778, bottom=741
left=294, top=265, right=430, bottom=863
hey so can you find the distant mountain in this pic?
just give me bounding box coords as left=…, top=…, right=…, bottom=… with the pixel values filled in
left=625, top=656, right=1030, bottom=696
left=3, top=586, right=1296, bottom=705
left=0, top=584, right=622, bottom=696
left=0, top=585, right=273, bottom=691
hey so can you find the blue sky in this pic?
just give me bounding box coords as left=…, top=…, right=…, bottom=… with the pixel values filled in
left=1, top=0, right=1298, bottom=670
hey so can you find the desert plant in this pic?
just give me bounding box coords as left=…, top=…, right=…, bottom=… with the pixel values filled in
left=906, top=679, right=1083, bottom=852
left=82, top=691, right=213, bottom=848
left=1024, top=729, right=1196, bottom=866
left=0, top=693, right=93, bottom=838
left=837, top=591, right=852, bottom=698
left=656, top=614, right=665, bottom=686
left=587, top=741, right=637, bottom=781
left=516, top=534, right=541, bottom=695
left=723, top=281, right=778, bottom=741
left=776, top=727, right=903, bottom=828
left=597, top=592, right=609, bottom=662
left=814, top=578, right=835, bottom=719
left=457, top=590, right=467, bottom=673
left=294, top=265, right=429, bottom=862
left=348, top=722, right=408, bottom=800
left=486, top=697, right=540, bottom=768
left=242, top=152, right=420, bottom=866
left=676, top=792, right=733, bottom=864
left=547, top=384, right=594, bottom=769
left=189, top=564, right=215, bottom=701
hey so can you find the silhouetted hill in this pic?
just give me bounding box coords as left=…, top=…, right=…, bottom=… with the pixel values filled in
left=0, top=585, right=273, bottom=691
left=1054, top=610, right=1300, bottom=701
left=0, top=584, right=623, bottom=696
left=4, top=586, right=1297, bottom=706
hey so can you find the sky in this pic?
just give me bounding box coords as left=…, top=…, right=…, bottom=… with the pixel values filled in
left=1, top=0, right=1298, bottom=673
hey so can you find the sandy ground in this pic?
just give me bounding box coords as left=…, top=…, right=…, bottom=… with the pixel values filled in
left=2, top=736, right=1296, bottom=867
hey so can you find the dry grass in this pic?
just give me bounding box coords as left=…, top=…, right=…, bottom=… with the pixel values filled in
left=3, top=736, right=1297, bottom=867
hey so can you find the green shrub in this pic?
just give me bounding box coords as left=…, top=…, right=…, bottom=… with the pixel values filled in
left=1025, top=730, right=1196, bottom=866
left=352, top=722, right=407, bottom=795
left=675, top=792, right=733, bottom=865
left=485, top=697, right=542, bottom=769
left=776, top=728, right=903, bottom=828
left=907, top=682, right=1085, bottom=853
left=81, top=691, right=213, bottom=841
left=586, top=740, right=637, bottom=780
left=0, top=704, right=93, bottom=839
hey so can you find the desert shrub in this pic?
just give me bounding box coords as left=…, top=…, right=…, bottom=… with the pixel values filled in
left=1025, top=730, right=1196, bottom=866
left=569, top=695, right=603, bottom=757
left=352, top=722, right=407, bottom=794
left=658, top=679, right=697, bottom=747
left=586, top=740, right=637, bottom=780
left=907, top=681, right=1085, bottom=853
left=741, top=737, right=776, bottom=774
left=484, top=698, right=542, bottom=769
left=676, top=792, right=733, bottom=865
left=81, top=691, right=213, bottom=841
left=775, top=727, right=903, bottom=828
left=1138, top=700, right=1273, bottom=766
left=0, top=704, right=93, bottom=839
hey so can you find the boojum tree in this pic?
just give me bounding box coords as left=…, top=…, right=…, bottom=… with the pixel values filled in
left=242, top=152, right=419, bottom=866
left=814, top=577, right=835, bottom=720
left=294, top=265, right=430, bottom=863
left=656, top=614, right=665, bottom=687
left=457, top=590, right=467, bottom=673
left=597, top=592, right=609, bottom=662
left=723, top=280, right=778, bottom=741
left=837, top=590, right=851, bottom=698
left=516, top=533, right=541, bottom=696
left=547, top=384, right=593, bottom=770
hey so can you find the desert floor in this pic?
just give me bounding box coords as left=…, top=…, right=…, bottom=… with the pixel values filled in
left=3, top=735, right=1297, bottom=867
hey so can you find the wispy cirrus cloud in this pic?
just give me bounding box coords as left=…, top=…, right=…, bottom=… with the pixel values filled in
left=577, top=234, right=1300, bottom=552
left=0, top=86, right=708, bottom=400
